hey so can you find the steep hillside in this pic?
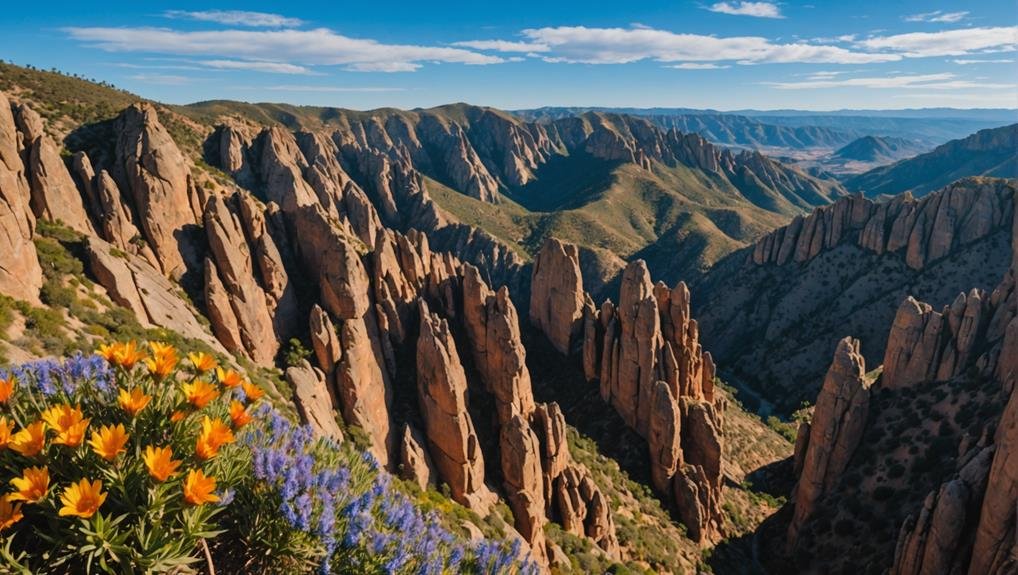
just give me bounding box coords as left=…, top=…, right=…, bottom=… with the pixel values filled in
left=832, top=136, right=924, bottom=163
left=693, top=178, right=1015, bottom=413
left=847, top=124, right=1018, bottom=197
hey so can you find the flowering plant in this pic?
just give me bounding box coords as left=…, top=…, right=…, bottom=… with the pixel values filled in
left=0, top=344, right=536, bottom=574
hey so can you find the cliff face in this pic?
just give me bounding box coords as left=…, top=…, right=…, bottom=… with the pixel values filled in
left=779, top=245, right=1017, bottom=574
left=0, top=92, right=43, bottom=303
left=531, top=237, right=726, bottom=544
left=696, top=177, right=1015, bottom=413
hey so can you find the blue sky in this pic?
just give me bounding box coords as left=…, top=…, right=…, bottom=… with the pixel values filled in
left=1, top=1, right=1016, bottom=110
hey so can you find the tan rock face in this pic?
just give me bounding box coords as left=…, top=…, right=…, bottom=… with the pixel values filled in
left=500, top=414, right=548, bottom=565
left=788, top=337, right=871, bottom=548
left=530, top=238, right=585, bottom=355
left=291, top=204, right=370, bottom=320
left=415, top=300, right=494, bottom=511
left=553, top=463, right=621, bottom=559
left=0, top=92, right=42, bottom=303
left=398, top=424, right=435, bottom=490
left=334, top=314, right=394, bottom=468
left=309, top=304, right=342, bottom=375
left=113, top=104, right=199, bottom=278
left=12, top=103, right=92, bottom=234
left=648, top=381, right=682, bottom=495
left=287, top=361, right=344, bottom=442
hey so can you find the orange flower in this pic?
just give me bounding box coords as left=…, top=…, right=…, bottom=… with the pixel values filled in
left=0, top=377, right=15, bottom=403
left=216, top=367, right=244, bottom=388
left=118, top=387, right=151, bottom=417
left=0, top=495, right=23, bottom=531
left=181, top=379, right=218, bottom=409
left=0, top=417, right=13, bottom=449
left=145, top=342, right=178, bottom=379
left=170, top=410, right=188, bottom=423
left=89, top=424, right=128, bottom=461
left=241, top=381, right=264, bottom=402
left=9, top=466, right=49, bottom=503
left=183, top=469, right=219, bottom=506
left=188, top=352, right=218, bottom=373
left=100, top=341, right=146, bottom=369
left=229, top=401, right=253, bottom=428
left=142, top=446, right=182, bottom=482
left=58, top=479, right=106, bottom=519
left=9, top=421, right=46, bottom=457
left=41, top=404, right=90, bottom=447
left=195, top=416, right=234, bottom=460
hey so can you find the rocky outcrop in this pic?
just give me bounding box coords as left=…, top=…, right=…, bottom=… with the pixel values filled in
left=500, top=414, right=548, bottom=565
left=788, top=337, right=871, bottom=547
left=553, top=463, right=621, bottom=559
left=113, top=104, right=200, bottom=278
left=415, top=300, right=495, bottom=511
left=530, top=238, right=585, bottom=355
left=85, top=236, right=225, bottom=353
left=12, top=103, right=92, bottom=234
left=0, top=92, right=43, bottom=303
left=287, top=361, right=344, bottom=442
left=398, top=424, right=435, bottom=490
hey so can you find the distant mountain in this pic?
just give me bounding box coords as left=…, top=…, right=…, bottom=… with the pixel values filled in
left=846, top=124, right=1018, bottom=197
left=831, top=135, right=924, bottom=163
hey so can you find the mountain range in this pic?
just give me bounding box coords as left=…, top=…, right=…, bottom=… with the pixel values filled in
left=0, top=61, right=1015, bottom=574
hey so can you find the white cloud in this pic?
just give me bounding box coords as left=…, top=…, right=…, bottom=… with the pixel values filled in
left=952, top=58, right=1015, bottom=65
left=706, top=2, right=783, bottom=19
left=903, top=10, right=969, bottom=23
left=765, top=72, right=1016, bottom=90
left=163, top=10, right=304, bottom=28
left=520, top=26, right=900, bottom=65
left=65, top=26, right=503, bottom=73
left=201, top=60, right=313, bottom=74
left=451, top=40, right=550, bottom=52
left=856, top=27, right=1018, bottom=57
left=669, top=63, right=730, bottom=69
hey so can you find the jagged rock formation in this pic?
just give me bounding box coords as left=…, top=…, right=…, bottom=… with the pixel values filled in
left=287, top=361, right=344, bottom=442
left=0, top=92, right=43, bottom=303
left=398, top=424, right=436, bottom=490
left=531, top=237, right=725, bottom=543
left=787, top=337, right=871, bottom=547
left=416, top=300, right=496, bottom=512
left=696, top=177, right=1016, bottom=412
left=529, top=238, right=585, bottom=355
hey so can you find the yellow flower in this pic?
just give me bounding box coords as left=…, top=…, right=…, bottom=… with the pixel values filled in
left=145, top=342, right=178, bottom=379
left=58, top=479, right=106, bottom=519
left=41, top=404, right=90, bottom=447
left=100, top=341, right=146, bottom=369
left=0, top=417, right=13, bottom=449
left=241, top=381, right=265, bottom=402
left=0, top=495, right=23, bottom=531
left=229, top=401, right=253, bottom=429
left=118, top=387, right=151, bottom=417
left=0, top=377, right=15, bottom=403
left=143, top=446, right=182, bottom=482
left=188, top=352, right=218, bottom=373
left=183, top=469, right=219, bottom=506
left=9, top=466, right=49, bottom=503
left=195, top=416, right=234, bottom=460
left=216, top=367, right=244, bottom=388
left=89, top=424, right=128, bottom=461
left=181, top=379, right=218, bottom=409
left=9, top=421, right=46, bottom=457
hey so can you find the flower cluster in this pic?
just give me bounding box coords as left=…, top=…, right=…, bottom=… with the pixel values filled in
left=0, top=342, right=261, bottom=572
left=243, top=408, right=538, bottom=575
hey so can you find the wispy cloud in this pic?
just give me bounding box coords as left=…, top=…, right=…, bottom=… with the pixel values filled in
left=765, top=72, right=1016, bottom=90
left=519, top=26, right=900, bottom=65
left=163, top=10, right=303, bottom=28
left=451, top=40, right=550, bottom=52
left=856, top=26, right=1018, bottom=57
left=706, top=2, right=783, bottom=19
left=64, top=26, right=502, bottom=73
left=669, top=62, right=730, bottom=69
left=903, top=10, right=969, bottom=23
left=201, top=60, right=313, bottom=74
left=952, top=58, right=1015, bottom=65
left=257, top=85, right=406, bottom=92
